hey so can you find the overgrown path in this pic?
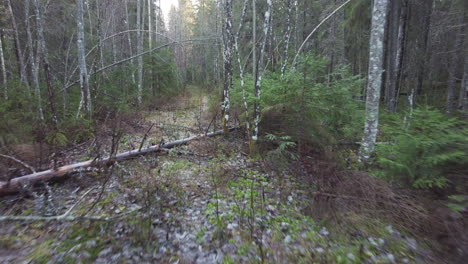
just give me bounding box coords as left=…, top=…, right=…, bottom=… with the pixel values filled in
left=0, top=93, right=425, bottom=263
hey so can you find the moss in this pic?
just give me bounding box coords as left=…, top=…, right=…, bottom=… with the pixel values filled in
left=28, top=240, right=55, bottom=264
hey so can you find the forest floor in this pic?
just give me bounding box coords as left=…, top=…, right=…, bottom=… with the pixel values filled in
left=0, top=93, right=435, bottom=263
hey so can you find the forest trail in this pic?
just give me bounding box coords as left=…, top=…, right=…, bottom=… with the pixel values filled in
left=0, top=92, right=249, bottom=263
left=0, top=94, right=426, bottom=263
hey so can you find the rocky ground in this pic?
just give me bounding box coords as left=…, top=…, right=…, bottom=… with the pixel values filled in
left=0, top=94, right=430, bottom=263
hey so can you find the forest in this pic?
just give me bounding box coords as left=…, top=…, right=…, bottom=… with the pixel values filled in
left=0, top=0, right=467, bottom=263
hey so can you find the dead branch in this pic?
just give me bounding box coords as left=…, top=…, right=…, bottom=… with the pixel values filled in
left=0, top=128, right=237, bottom=196
left=0, top=154, right=36, bottom=173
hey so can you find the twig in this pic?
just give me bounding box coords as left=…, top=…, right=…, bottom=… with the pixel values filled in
left=0, top=154, right=36, bottom=173
left=139, top=123, right=155, bottom=152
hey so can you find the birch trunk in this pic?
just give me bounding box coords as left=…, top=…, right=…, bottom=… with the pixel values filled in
left=124, top=0, right=136, bottom=84
left=0, top=30, right=7, bottom=100
left=280, top=0, right=293, bottom=78
left=76, top=0, right=91, bottom=117
left=33, top=0, right=59, bottom=124
left=252, top=0, right=272, bottom=148
left=25, top=0, right=44, bottom=120
left=222, top=0, right=234, bottom=133
left=148, top=0, right=152, bottom=49
left=359, top=0, right=389, bottom=160
left=137, top=0, right=144, bottom=105
left=233, top=0, right=249, bottom=132
left=7, top=0, right=29, bottom=91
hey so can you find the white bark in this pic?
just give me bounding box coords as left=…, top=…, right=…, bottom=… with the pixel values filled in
left=234, top=0, right=250, bottom=131
left=33, top=0, right=59, bottom=124
left=76, top=0, right=91, bottom=117
left=222, top=0, right=234, bottom=133
left=148, top=0, right=152, bottom=49
left=25, top=0, right=44, bottom=120
left=0, top=30, right=7, bottom=100
left=281, top=0, right=293, bottom=78
left=252, top=0, right=272, bottom=143
left=137, top=0, right=144, bottom=105
left=125, top=0, right=136, bottom=84
left=7, top=0, right=29, bottom=91
left=359, top=0, right=389, bottom=160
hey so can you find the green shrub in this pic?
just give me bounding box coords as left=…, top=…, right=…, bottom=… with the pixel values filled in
left=375, top=106, right=468, bottom=189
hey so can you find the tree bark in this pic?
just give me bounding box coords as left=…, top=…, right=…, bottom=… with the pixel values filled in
left=234, top=0, right=250, bottom=133
left=0, top=128, right=237, bottom=196
left=415, top=0, right=434, bottom=97
left=76, top=0, right=91, bottom=117
left=0, top=29, right=7, bottom=100
left=125, top=0, right=136, bottom=84
left=33, top=0, right=59, bottom=124
left=6, top=0, right=29, bottom=91
left=222, top=0, right=233, bottom=133
left=359, top=0, right=389, bottom=160
left=446, top=15, right=465, bottom=113
left=252, top=0, right=272, bottom=150
left=25, top=0, right=44, bottom=120
left=281, top=0, right=293, bottom=78
left=388, top=0, right=408, bottom=112
left=137, top=0, right=144, bottom=105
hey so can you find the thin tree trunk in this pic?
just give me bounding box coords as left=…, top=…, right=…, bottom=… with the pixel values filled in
left=446, top=15, right=465, bottom=113
left=359, top=0, right=389, bottom=160
left=25, top=0, right=44, bottom=120
left=234, top=0, right=250, bottom=133
left=33, top=0, right=58, bottom=124
left=125, top=0, right=136, bottom=84
left=252, top=0, right=272, bottom=150
left=7, top=0, right=29, bottom=91
left=389, top=0, right=408, bottom=112
left=137, top=0, right=144, bottom=105
left=384, top=0, right=399, bottom=111
left=460, top=52, right=468, bottom=111
left=221, top=0, right=234, bottom=133
left=76, top=0, right=91, bottom=117
left=252, top=0, right=257, bottom=79
left=415, top=0, right=434, bottom=97
left=281, top=0, right=293, bottom=78
left=148, top=0, right=152, bottom=49
left=0, top=30, right=7, bottom=100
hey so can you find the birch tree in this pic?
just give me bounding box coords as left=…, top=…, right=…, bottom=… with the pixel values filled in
left=280, top=0, right=293, bottom=78
left=222, top=0, right=234, bottom=133
left=76, top=0, right=91, bottom=117
left=33, top=0, right=58, bottom=124
left=252, top=0, right=272, bottom=149
left=359, top=0, right=389, bottom=160
left=233, top=0, right=249, bottom=132
left=0, top=29, right=7, bottom=100
left=25, top=0, right=44, bottom=120
left=7, top=0, right=29, bottom=91
left=137, top=0, right=144, bottom=105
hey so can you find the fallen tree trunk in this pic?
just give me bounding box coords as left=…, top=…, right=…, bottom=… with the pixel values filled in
left=0, top=128, right=236, bottom=196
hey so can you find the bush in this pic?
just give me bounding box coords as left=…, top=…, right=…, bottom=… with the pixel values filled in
left=231, top=55, right=365, bottom=145
left=375, top=106, right=468, bottom=189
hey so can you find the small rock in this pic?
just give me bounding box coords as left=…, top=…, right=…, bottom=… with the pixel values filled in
left=221, top=243, right=237, bottom=254
left=319, top=227, right=329, bottom=236
left=387, top=253, right=395, bottom=263
left=347, top=253, right=355, bottom=260
left=98, top=247, right=113, bottom=257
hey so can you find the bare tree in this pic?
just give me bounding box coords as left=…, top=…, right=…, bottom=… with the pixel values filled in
left=33, top=0, right=58, bottom=124
left=0, top=29, right=7, bottom=100
left=76, top=0, right=91, bottom=117
left=25, top=0, right=44, bottom=120
left=137, top=0, right=144, bottom=105
left=252, top=0, right=272, bottom=149
left=281, top=0, right=293, bottom=78
left=221, top=0, right=234, bottom=133
left=6, top=0, right=29, bottom=91
left=359, top=0, right=389, bottom=160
